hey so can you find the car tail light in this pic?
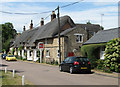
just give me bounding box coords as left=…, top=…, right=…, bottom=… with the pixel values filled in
left=74, top=61, right=79, bottom=65
left=88, top=61, right=90, bottom=64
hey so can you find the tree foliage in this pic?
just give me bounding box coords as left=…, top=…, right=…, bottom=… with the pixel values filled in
left=104, top=38, right=120, bottom=72
left=86, top=21, right=92, bottom=24
left=0, top=22, right=17, bottom=52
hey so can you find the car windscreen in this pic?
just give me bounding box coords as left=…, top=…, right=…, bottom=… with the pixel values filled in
left=75, top=57, right=89, bottom=62
left=8, top=55, right=14, bottom=57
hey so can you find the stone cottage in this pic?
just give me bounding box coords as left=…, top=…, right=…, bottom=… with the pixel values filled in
left=84, top=28, right=120, bottom=60
left=10, top=12, right=102, bottom=63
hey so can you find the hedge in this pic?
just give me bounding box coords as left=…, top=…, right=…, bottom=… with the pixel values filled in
left=104, top=38, right=120, bottom=73
left=81, top=43, right=106, bottom=68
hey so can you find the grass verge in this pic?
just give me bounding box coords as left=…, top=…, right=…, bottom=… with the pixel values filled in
left=1, top=70, right=32, bottom=86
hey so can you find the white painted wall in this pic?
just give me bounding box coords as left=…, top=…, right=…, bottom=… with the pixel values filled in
left=22, top=50, right=25, bottom=58
left=18, top=51, right=21, bottom=56
left=100, top=47, right=105, bottom=60
left=27, top=49, right=32, bottom=61
left=34, top=49, right=38, bottom=62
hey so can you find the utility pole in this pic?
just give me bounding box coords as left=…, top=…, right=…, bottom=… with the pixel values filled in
left=57, top=6, right=61, bottom=63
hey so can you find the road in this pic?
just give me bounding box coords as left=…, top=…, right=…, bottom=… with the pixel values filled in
left=1, top=59, right=118, bottom=85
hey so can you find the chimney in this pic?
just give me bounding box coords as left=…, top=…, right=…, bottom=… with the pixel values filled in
left=41, top=18, right=44, bottom=26
left=23, top=26, right=26, bottom=31
left=51, top=11, right=56, bottom=21
left=29, top=20, right=33, bottom=30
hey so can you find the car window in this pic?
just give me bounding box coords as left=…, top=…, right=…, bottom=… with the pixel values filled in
left=64, top=57, right=69, bottom=63
left=75, top=57, right=89, bottom=62
left=8, top=55, right=14, bottom=57
left=68, top=57, right=74, bottom=63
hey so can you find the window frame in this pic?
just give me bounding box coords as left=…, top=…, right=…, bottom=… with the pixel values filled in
left=74, top=34, right=83, bottom=43
left=57, top=49, right=60, bottom=58
left=46, top=49, right=50, bottom=58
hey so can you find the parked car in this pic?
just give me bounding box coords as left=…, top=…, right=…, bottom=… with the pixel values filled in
left=59, top=56, right=91, bottom=74
left=6, top=55, right=17, bottom=61
left=1, top=54, right=7, bottom=59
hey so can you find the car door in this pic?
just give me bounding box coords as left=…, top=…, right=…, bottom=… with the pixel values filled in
left=65, top=57, right=74, bottom=71
left=62, top=57, right=69, bottom=71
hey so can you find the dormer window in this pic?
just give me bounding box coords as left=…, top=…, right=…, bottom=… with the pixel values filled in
left=74, top=34, right=83, bottom=43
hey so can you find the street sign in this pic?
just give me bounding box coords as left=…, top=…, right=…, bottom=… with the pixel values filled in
left=38, top=42, right=44, bottom=63
left=38, top=42, right=44, bottom=50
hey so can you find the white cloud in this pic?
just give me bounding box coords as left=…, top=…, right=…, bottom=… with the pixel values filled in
left=61, top=6, right=118, bottom=29
left=0, top=2, right=118, bottom=33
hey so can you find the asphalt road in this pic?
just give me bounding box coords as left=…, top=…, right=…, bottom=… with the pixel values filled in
left=1, top=59, right=118, bottom=85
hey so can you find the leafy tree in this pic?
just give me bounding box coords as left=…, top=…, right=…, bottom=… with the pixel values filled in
left=86, top=21, right=91, bottom=24
left=0, top=22, right=17, bottom=52
left=104, top=38, right=120, bottom=72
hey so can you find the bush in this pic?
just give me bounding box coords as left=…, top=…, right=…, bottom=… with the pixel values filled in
left=55, top=60, right=58, bottom=65
left=104, top=38, right=120, bottom=73
left=16, top=56, right=23, bottom=60
left=96, top=59, right=104, bottom=70
left=22, top=58, right=27, bottom=61
left=81, top=43, right=106, bottom=68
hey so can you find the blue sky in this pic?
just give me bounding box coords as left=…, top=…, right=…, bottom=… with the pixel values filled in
left=0, top=1, right=119, bottom=33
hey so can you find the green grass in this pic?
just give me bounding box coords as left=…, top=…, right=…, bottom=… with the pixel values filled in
left=1, top=70, right=33, bottom=86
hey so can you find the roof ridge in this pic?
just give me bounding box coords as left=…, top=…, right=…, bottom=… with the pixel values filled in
left=102, top=27, right=119, bottom=31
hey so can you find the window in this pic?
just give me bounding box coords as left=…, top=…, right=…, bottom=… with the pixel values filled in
left=37, top=50, right=40, bottom=57
left=46, top=49, right=50, bottom=57
left=74, top=34, right=83, bottom=43
left=30, top=51, right=32, bottom=56
left=64, top=57, right=69, bottom=63
left=57, top=50, right=60, bottom=58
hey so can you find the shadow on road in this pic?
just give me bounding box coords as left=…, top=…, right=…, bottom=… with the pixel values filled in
left=7, top=70, right=24, bottom=73
left=6, top=60, right=17, bottom=62
left=64, top=71, right=94, bottom=74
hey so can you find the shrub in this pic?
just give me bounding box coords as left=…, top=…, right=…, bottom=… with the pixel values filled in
left=55, top=60, right=58, bottom=65
left=104, top=38, right=120, bottom=73
left=96, top=59, right=104, bottom=70
left=81, top=43, right=106, bottom=68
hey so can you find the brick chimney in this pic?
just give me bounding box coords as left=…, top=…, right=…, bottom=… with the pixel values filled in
left=29, top=20, right=33, bottom=30
left=23, top=26, right=26, bottom=31
left=51, top=11, right=56, bottom=21
left=41, top=18, right=44, bottom=26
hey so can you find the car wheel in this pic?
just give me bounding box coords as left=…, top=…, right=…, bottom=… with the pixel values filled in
left=59, top=66, right=63, bottom=72
left=70, top=67, right=74, bottom=74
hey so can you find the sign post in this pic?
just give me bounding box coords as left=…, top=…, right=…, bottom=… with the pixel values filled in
left=38, top=42, right=44, bottom=63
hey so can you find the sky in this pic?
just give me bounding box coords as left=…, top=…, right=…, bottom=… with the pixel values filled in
left=0, top=0, right=119, bottom=33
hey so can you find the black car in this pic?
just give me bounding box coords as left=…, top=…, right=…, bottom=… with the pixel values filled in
left=1, top=54, right=7, bottom=59
left=59, top=57, right=91, bottom=74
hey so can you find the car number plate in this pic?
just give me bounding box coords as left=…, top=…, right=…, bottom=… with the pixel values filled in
left=81, top=67, right=87, bottom=69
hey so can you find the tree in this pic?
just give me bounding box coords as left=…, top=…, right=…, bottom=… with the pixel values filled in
left=86, top=21, right=91, bottom=24
left=104, top=38, right=120, bottom=73
left=0, top=22, right=17, bottom=52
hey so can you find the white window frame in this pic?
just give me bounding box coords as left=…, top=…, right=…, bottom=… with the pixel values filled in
left=74, top=34, right=83, bottom=43
left=46, top=49, right=50, bottom=58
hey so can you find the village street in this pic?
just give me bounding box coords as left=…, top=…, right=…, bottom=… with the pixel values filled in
left=1, top=59, right=118, bottom=85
